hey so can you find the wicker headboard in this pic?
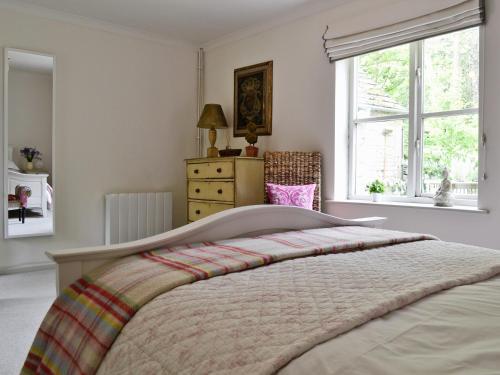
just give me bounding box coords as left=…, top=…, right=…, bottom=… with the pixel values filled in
left=264, top=151, right=322, bottom=211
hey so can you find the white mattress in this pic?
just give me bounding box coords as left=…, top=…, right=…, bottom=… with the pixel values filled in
left=280, top=275, right=500, bottom=374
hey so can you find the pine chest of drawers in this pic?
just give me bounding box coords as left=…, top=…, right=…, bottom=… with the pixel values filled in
left=186, top=157, right=264, bottom=222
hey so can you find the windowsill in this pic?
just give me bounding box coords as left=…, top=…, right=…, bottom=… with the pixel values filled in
left=327, top=199, right=489, bottom=214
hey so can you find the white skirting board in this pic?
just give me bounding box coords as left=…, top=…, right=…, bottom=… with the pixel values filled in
left=0, top=261, right=55, bottom=275
left=105, top=192, right=173, bottom=245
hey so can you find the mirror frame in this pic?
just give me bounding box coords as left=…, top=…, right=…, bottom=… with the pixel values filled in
left=3, top=48, right=56, bottom=239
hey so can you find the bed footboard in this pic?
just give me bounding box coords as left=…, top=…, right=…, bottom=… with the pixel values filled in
left=47, top=205, right=385, bottom=293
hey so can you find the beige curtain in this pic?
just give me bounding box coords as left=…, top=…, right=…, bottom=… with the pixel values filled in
left=323, top=0, right=484, bottom=62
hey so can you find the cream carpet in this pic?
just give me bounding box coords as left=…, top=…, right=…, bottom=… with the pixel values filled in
left=0, top=269, right=56, bottom=375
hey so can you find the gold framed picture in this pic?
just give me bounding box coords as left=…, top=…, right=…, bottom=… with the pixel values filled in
left=233, top=61, right=273, bottom=137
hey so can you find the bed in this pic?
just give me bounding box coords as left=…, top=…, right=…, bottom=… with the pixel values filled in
left=23, top=205, right=500, bottom=375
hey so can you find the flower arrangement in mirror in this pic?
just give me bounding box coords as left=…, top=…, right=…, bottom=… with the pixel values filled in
left=245, top=122, right=259, bottom=157
left=20, top=147, right=41, bottom=171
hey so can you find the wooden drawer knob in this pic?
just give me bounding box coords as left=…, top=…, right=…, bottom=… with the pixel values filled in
left=217, top=189, right=223, bottom=194
left=195, top=209, right=201, bottom=215
left=216, top=168, right=222, bottom=173
left=194, top=169, right=199, bottom=174
left=195, top=188, right=200, bottom=193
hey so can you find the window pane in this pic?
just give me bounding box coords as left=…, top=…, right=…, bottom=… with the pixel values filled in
left=422, top=114, right=478, bottom=198
left=356, top=44, right=409, bottom=119
left=354, top=119, right=408, bottom=196
left=423, top=27, right=479, bottom=113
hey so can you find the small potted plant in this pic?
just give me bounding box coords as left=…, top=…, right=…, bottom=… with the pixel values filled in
left=245, top=122, right=259, bottom=157
left=366, top=179, right=385, bottom=202
left=20, top=147, right=41, bottom=171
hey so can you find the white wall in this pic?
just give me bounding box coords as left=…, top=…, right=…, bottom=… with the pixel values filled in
left=204, top=4, right=336, bottom=197
left=204, top=0, right=500, bottom=249
left=8, top=68, right=53, bottom=181
left=0, top=8, right=198, bottom=272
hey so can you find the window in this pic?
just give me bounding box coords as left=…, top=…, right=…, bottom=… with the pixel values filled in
left=349, top=27, right=481, bottom=204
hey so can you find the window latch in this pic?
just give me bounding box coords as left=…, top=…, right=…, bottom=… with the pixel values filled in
left=482, top=133, right=487, bottom=147
left=415, top=67, right=422, bottom=84
left=415, top=138, right=421, bottom=151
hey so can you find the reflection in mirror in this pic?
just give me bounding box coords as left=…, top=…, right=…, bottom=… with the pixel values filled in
left=4, top=49, right=55, bottom=238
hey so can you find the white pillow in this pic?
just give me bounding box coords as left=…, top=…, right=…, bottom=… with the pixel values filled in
left=8, top=160, right=20, bottom=171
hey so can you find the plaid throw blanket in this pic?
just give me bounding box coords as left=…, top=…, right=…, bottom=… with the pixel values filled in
left=22, top=226, right=435, bottom=375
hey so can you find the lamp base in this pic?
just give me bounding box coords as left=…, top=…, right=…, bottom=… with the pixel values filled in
left=206, top=127, right=219, bottom=158
left=207, top=147, right=219, bottom=158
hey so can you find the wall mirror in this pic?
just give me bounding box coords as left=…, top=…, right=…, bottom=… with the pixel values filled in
left=4, top=48, right=55, bottom=238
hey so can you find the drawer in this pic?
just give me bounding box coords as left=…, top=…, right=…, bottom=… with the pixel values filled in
left=188, top=181, right=234, bottom=202
left=188, top=201, right=233, bottom=221
left=187, top=161, right=234, bottom=179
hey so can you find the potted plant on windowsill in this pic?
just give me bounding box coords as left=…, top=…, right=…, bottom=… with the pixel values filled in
left=366, top=179, right=385, bottom=202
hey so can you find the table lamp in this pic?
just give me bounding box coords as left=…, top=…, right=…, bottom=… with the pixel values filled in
left=197, top=104, right=228, bottom=158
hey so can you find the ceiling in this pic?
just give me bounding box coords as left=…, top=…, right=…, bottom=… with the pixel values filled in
left=2, top=0, right=349, bottom=44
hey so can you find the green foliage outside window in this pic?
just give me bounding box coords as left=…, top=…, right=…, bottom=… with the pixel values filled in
left=357, top=28, right=479, bottom=184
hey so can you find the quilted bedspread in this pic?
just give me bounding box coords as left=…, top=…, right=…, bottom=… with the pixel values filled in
left=98, top=237, right=500, bottom=375
left=23, top=226, right=500, bottom=375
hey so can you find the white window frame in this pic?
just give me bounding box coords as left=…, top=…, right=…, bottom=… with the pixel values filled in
left=347, top=27, right=484, bottom=207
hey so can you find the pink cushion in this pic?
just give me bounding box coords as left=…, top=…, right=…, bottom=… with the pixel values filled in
left=266, top=183, right=316, bottom=210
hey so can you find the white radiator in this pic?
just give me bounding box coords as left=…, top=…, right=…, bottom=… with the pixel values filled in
left=105, top=192, right=173, bottom=245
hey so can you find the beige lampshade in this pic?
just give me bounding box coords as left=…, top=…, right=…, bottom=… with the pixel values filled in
left=197, top=104, right=228, bottom=129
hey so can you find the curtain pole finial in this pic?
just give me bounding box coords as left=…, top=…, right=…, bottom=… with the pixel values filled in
left=322, top=25, right=329, bottom=50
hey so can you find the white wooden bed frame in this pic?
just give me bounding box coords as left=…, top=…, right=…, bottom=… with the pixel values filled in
left=47, top=205, right=386, bottom=293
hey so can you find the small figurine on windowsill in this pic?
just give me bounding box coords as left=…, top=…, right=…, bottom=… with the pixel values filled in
left=433, top=168, right=454, bottom=207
